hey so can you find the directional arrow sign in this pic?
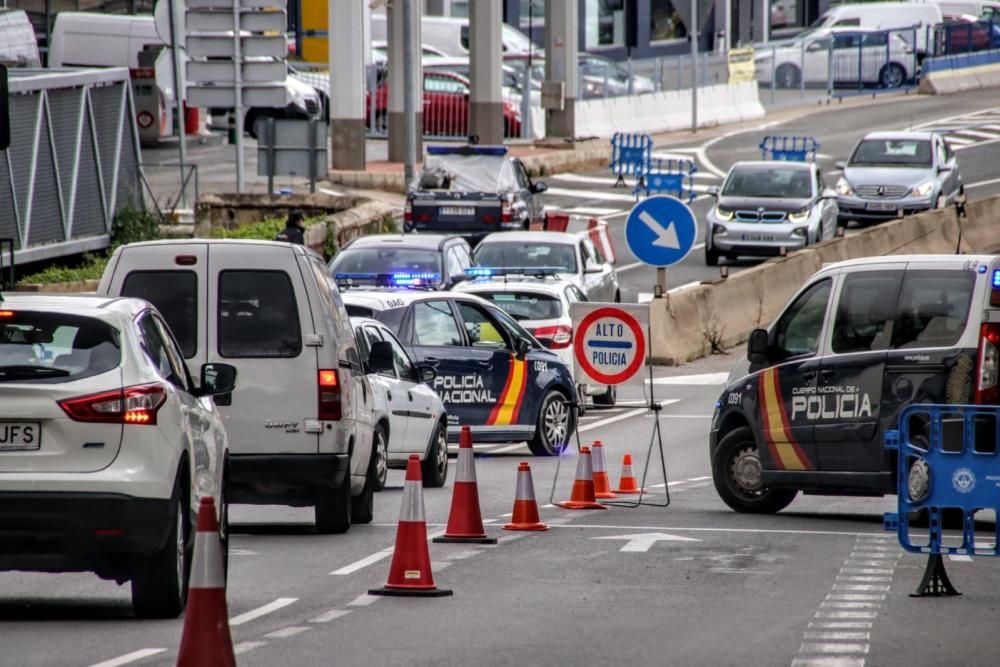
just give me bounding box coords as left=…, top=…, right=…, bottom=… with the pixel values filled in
left=639, top=210, right=680, bottom=249
left=625, top=195, right=699, bottom=267
left=593, top=532, right=701, bottom=553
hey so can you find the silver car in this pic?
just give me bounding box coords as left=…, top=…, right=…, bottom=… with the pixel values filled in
left=705, top=161, right=839, bottom=265
left=835, top=131, right=963, bottom=226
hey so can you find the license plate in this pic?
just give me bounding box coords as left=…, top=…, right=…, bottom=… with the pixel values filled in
left=0, top=422, right=41, bottom=452
left=866, top=201, right=898, bottom=212
left=440, top=206, right=475, bottom=217
left=741, top=234, right=775, bottom=241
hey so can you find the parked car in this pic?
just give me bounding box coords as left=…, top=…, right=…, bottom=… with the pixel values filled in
left=835, top=131, right=964, bottom=226
left=350, top=317, right=449, bottom=489
left=98, top=240, right=378, bottom=535
left=803, top=2, right=942, bottom=55
left=370, top=13, right=539, bottom=58
left=0, top=294, right=235, bottom=618
left=503, top=53, right=655, bottom=98
left=331, top=234, right=474, bottom=291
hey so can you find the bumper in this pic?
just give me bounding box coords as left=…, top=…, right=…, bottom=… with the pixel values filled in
left=229, top=454, right=349, bottom=506
left=836, top=196, right=933, bottom=222
left=707, top=219, right=811, bottom=255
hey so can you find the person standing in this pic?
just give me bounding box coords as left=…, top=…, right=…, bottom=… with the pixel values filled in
left=275, top=210, right=306, bottom=244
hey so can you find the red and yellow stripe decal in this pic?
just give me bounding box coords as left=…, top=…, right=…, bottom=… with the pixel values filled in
left=758, top=368, right=813, bottom=471
left=488, top=357, right=528, bottom=426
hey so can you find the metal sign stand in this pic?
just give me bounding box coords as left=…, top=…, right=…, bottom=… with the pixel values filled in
left=912, top=553, right=960, bottom=597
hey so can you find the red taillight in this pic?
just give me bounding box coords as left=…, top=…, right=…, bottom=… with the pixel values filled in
left=59, top=383, right=167, bottom=425
left=416, top=213, right=432, bottom=223
left=533, top=324, right=573, bottom=350
left=404, top=200, right=413, bottom=222
left=318, top=369, right=342, bottom=420
left=976, top=323, right=1000, bottom=404
left=483, top=213, right=498, bottom=224
left=501, top=199, right=513, bottom=223
left=0, top=310, right=13, bottom=318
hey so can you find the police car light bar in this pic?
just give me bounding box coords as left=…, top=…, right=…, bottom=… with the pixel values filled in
left=334, top=272, right=442, bottom=288
left=426, top=145, right=508, bottom=157
left=465, top=266, right=564, bottom=278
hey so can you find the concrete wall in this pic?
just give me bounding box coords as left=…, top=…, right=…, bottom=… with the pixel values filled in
left=919, top=48, right=1000, bottom=94
left=649, top=196, right=1000, bottom=364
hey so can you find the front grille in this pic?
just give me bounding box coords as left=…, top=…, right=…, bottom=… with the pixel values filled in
left=856, top=184, right=909, bottom=199
left=735, top=210, right=788, bottom=223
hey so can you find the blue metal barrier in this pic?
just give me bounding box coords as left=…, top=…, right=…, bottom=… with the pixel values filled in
left=759, top=135, right=820, bottom=162
left=634, top=157, right=697, bottom=202
left=609, top=132, right=653, bottom=188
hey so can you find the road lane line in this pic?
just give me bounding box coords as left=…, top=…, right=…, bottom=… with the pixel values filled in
left=89, top=649, right=167, bottom=667
left=548, top=524, right=890, bottom=538
left=488, top=442, right=530, bottom=454
left=311, top=609, right=352, bottom=623
left=330, top=549, right=394, bottom=575
left=799, top=643, right=869, bottom=654
left=967, top=176, right=1000, bottom=190
left=230, top=598, right=298, bottom=626
left=803, top=631, right=870, bottom=641
left=578, top=401, right=680, bottom=433
left=348, top=594, right=381, bottom=607
left=234, top=642, right=268, bottom=655
left=264, top=626, right=311, bottom=639
left=955, top=136, right=1000, bottom=151
left=792, top=657, right=865, bottom=667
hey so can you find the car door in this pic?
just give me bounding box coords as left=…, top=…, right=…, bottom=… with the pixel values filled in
left=578, top=239, right=610, bottom=301
left=380, top=323, right=438, bottom=451
left=815, top=168, right=836, bottom=240
left=803, top=36, right=832, bottom=83
left=512, top=159, right=542, bottom=227
left=362, top=324, right=410, bottom=452
left=814, top=269, right=902, bottom=472
left=582, top=237, right=616, bottom=301
left=832, top=33, right=861, bottom=84
left=936, top=137, right=960, bottom=199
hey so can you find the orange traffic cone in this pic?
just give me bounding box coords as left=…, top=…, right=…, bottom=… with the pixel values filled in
left=556, top=447, right=608, bottom=510
left=591, top=441, right=617, bottom=499
left=176, top=497, right=235, bottom=667
left=504, top=462, right=548, bottom=531
left=614, top=453, right=644, bottom=494
left=370, top=454, right=453, bottom=597
left=434, top=426, right=496, bottom=544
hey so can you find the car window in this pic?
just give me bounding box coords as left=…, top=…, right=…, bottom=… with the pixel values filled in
left=383, top=328, right=418, bottom=382
left=831, top=272, right=902, bottom=354
left=457, top=301, right=509, bottom=349
left=354, top=326, right=372, bottom=369
left=444, top=247, right=463, bottom=280
left=475, top=242, right=578, bottom=273
left=137, top=313, right=187, bottom=389
left=772, top=279, right=832, bottom=361
left=487, top=303, right=535, bottom=346
left=832, top=18, right=861, bottom=27
left=454, top=243, right=473, bottom=269
left=861, top=32, right=888, bottom=47
left=121, top=270, right=198, bottom=358
left=565, top=285, right=587, bottom=303
left=936, top=140, right=948, bottom=166
left=151, top=314, right=192, bottom=391
left=218, top=271, right=303, bottom=358
left=513, top=160, right=531, bottom=190
left=833, top=34, right=859, bottom=49
left=477, top=291, right=563, bottom=320
left=583, top=238, right=605, bottom=264
left=815, top=169, right=824, bottom=195
left=412, top=300, right=464, bottom=346
left=0, top=311, right=120, bottom=384
left=891, top=270, right=975, bottom=349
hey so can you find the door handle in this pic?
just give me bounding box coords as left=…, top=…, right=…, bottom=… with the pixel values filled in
left=477, top=360, right=492, bottom=369
left=801, top=370, right=817, bottom=382
left=424, top=357, right=440, bottom=366
left=408, top=391, right=414, bottom=402
left=819, top=369, right=834, bottom=381
left=386, top=390, right=392, bottom=401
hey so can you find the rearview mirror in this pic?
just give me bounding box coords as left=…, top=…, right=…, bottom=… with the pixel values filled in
left=515, top=337, right=531, bottom=359
left=835, top=161, right=847, bottom=171
left=747, top=329, right=769, bottom=366
left=937, top=164, right=953, bottom=174
left=585, top=258, right=604, bottom=274
left=531, top=181, right=548, bottom=194
left=200, top=362, right=238, bottom=396
left=706, top=185, right=720, bottom=197
left=369, top=341, right=395, bottom=375
left=418, top=365, right=436, bottom=384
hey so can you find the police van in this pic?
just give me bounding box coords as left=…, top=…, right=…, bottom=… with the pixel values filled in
left=336, top=272, right=577, bottom=455
left=711, top=255, right=1000, bottom=513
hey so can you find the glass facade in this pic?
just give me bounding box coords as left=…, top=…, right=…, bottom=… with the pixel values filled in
left=585, top=0, right=626, bottom=48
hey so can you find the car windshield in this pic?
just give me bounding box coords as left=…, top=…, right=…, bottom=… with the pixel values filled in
left=475, top=291, right=562, bottom=321
left=721, top=166, right=813, bottom=198
left=330, top=248, right=443, bottom=283
left=0, top=311, right=120, bottom=383
left=415, top=154, right=518, bottom=192
left=502, top=23, right=539, bottom=53
left=849, top=139, right=933, bottom=168
left=475, top=243, right=578, bottom=273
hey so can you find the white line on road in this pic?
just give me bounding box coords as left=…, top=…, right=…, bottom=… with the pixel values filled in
left=945, top=135, right=975, bottom=145
left=264, top=626, right=311, bottom=640
left=578, top=400, right=680, bottom=433
left=230, top=598, right=298, bottom=626
left=955, top=136, right=1000, bottom=152
left=88, top=649, right=167, bottom=667
left=550, top=524, right=890, bottom=538
left=799, top=643, right=869, bottom=654
left=966, top=176, right=1000, bottom=190
left=234, top=642, right=268, bottom=656
left=311, top=609, right=352, bottom=623
left=348, top=594, right=381, bottom=607
left=954, top=129, right=1000, bottom=140
left=487, top=442, right=530, bottom=454
left=330, top=549, right=393, bottom=575
left=646, top=372, right=730, bottom=385
left=792, top=657, right=865, bottom=667
left=543, top=186, right=641, bottom=202
left=803, top=632, right=871, bottom=641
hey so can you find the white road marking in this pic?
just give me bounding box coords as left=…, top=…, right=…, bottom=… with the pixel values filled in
left=561, top=206, right=622, bottom=216
left=836, top=575, right=892, bottom=583
left=950, top=554, right=974, bottom=562
left=809, top=621, right=873, bottom=630
left=954, top=136, right=1000, bottom=151
left=815, top=610, right=879, bottom=619
left=849, top=552, right=896, bottom=558
left=88, top=649, right=167, bottom=667
left=311, top=609, right=352, bottom=623
left=549, top=524, right=890, bottom=538
left=945, top=135, right=975, bottom=145
left=594, top=531, right=701, bottom=552
left=954, top=129, right=1000, bottom=140
left=647, top=371, right=730, bottom=385
left=230, top=548, right=258, bottom=556
left=803, top=632, right=871, bottom=641
left=791, top=658, right=865, bottom=667
left=431, top=561, right=453, bottom=571
left=832, top=584, right=891, bottom=592
left=827, top=594, right=885, bottom=601
left=330, top=549, right=393, bottom=575
left=488, top=442, right=530, bottom=454
left=230, top=598, right=298, bottom=626
left=966, top=176, right=1000, bottom=190
left=615, top=261, right=646, bottom=273
left=544, top=186, right=640, bottom=202
left=233, top=642, right=268, bottom=656
left=578, top=400, right=680, bottom=433
left=347, top=594, right=381, bottom=607
left=820, top=601, right=881, bottom=609
left=799, top=643, right=869, bottom=654
left=264, top=626, right=311, bottom=640
left=840, top=568, right=893, bottom=575
left=447, top=549, right=481, bottom=560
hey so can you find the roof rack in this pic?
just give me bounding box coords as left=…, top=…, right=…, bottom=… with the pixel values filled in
left=758, top=135, right=820, bottom=162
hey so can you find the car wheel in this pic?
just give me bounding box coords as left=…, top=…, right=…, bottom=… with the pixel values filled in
left=373, top=425, right=388, bottom=492
left=315, top=468, right=352, bottom=534
left=421, top=421, right=449, bottom=488
left=776, top=64, right=801, bottom=89
left=705, top=244, right=720, bottom=267
left=219, top=466, right=230, bottom=579
left=879, top=63, right=906, bottom=89
left=711, top=426, right=797, bottom=514
left=614, top=290, right=622, bottom=303
left=350, top=445, right=376, bottom=525
left=593, top=384, right=617, bottom=407
left=528, top=390, right=574, bottom=456
left=131, top=475, right=190, bottom=619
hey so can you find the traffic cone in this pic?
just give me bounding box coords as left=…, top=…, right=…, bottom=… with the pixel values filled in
left=556, top=447, right=608, bottom=510
left=614, top=453, right=644, bottom=495
left=591, top=441, right=617, bottom=499
left=370, top=454, right=453, bottom=597
left=176, top=497, right=235, bottom=667
left=504, top=462, right=548, bottom=531
left=434, top=426, right=496, bottom=544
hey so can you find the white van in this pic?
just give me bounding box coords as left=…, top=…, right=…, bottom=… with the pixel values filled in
left=370, top=13, right=538, bottom=57
left=919, top=0, right=1000, bottom=19
left=97, top=240, right=377, bottom=534
left=807, top=2, right=943, bottom=54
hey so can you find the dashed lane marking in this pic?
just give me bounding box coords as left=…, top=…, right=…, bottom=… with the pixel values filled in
left=229, top=597, right=298, bottom=626
left=264, top=626, right=311, bottom=640
left=347, top=594, right=381, bottom=607
left=310, top=609, right=352, bottom=623
left=233, top=642, right=268, bottom=656
left=647, top=372, right=730, bottom=385
left=967, top=176, right=1000, bottom=190
left=88, top=649, right=167, bottom=667
left=578, top=400, right=680, bottom=433
left=330, top=549, right=393, bottom=575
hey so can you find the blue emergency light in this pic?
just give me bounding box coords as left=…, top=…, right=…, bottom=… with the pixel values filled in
left=426, top=145, right=508, bottom=157
left=334, top=272, right=441, bottom=288
left=464, top=266, right=564, bottom=279
left=992, top=269, right=1000, bottom=288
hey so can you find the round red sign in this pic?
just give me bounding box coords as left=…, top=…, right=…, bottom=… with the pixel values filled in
left=573, top=307, right=646, bottom=386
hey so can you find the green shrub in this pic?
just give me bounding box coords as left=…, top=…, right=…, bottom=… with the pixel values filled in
left=210, top=217, right=286, bottom=240
left=18, top=253, right=109, bottom=285
left=112, top=207, right=160, bottom=248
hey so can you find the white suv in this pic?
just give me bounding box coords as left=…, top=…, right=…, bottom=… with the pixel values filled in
left=0, top=294, right=235, bottom=619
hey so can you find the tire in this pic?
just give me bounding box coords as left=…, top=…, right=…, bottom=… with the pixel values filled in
left=219, top=466, right=230, bottom=580
left=593, top=384, right=617, bottom=407
left=421, top=421, right=449, bottom=488
left=711, top=426, right=797, bottom=514
left=879, top=63, right=906, bottom=89
left=614, top=290, right=622, bottom=303
left=373, top=425, right=388, bottom=492
left=351, top=443, right=377, bottom=525
left=705, top=244, right=720, bottom=267
left=315, top=469, right=352, bottom=534
left=528, top=390, right=574, bottom=456
left=776, top=64, right=801, bottom=89
left=131, top=475, right=191, bottom=619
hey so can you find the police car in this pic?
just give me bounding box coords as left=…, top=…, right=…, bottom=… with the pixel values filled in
left=452, top=266, right=617, bottom=407
left=711, top=254, right=1000, bottom=514
left=329, top=234, right=473, bottom=291
left=337, top=277, right=577, bottom=455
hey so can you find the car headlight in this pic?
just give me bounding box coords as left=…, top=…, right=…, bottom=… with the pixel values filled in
left=788, top=208, right=810, bottom=223
left=912, top=181, right=935, bottom=198
left=714, top=206, right=734, bottom=221
left=835, top=177, right=854, bottom=196
left=791, top=226, right=808, bottom=238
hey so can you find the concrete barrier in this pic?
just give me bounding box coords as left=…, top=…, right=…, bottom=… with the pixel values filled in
left=649, top=198, right=1000, bottom=364
left=921, top=48, right=1000, bottom=94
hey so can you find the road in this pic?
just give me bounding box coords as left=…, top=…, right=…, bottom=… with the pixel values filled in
left=6, top=91, right=1000, bottom=666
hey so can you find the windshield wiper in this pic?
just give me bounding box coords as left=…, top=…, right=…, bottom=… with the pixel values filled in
left=0, top=365, right=72, bottom=382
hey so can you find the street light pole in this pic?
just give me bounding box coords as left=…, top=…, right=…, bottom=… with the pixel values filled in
left=690, top=0, right=698, bottom=133
left=402, top=0, right=416, bottom=188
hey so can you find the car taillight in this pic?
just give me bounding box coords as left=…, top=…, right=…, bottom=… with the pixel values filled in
left=318, top=369, right=342, bottom=420
left=975, top=323, right=1000, bottom=404
left=501, top=199, right=513, bottom=223
left=533, top=324, right=573, bottom=350
left=404, top=200, right=413, bottom=223
left=59, top=384, right=167, bottom=425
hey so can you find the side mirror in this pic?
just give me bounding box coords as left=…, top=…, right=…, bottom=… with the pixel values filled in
left=531, top=181, right=548, bottom=194
left=585, top=258, right=604, bottom=274
left=835, top=160, right=847, bottom=170
left=369, top=341, right=395, bottom=375
left=200, top=362, right=238, bottom=396
left=937, top=164, right=953, bottom=174
left=747, top=328, right=769, bottom=366
left=418, top=365, right=436, bottom=384
left=706, top=185, right=720, bottom=197
left=515, top=337, right=531, bottom=359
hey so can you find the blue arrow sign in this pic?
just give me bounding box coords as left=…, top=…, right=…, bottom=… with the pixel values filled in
left=624, top=195, right=699, bottom=268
